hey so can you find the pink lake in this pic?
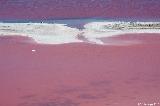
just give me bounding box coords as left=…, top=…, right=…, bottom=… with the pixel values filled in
left=0, top=34, right=160, bottom=106
left=0, top=0, right=160, bottom=106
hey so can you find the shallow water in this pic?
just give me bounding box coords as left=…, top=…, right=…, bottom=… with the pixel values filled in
left=0, top=34, right=160, bottom=106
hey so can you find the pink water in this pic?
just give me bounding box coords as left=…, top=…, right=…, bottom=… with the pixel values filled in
left=0, top=0, right=160, bottom=106
left=0, top=34, right=160, bottom=106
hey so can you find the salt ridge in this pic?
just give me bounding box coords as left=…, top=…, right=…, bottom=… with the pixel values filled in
left=0, top=21, right=160, bottom=45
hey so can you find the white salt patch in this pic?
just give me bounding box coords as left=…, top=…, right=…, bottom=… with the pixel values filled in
left=0, top=23, right=82, bottom=44
left=83, top=22, right=160, bottom=44
left=0, top=21, right=160, bottom=45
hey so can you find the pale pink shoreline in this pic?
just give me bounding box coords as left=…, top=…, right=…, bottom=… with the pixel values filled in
left=0, top=34, right=160, bottom=106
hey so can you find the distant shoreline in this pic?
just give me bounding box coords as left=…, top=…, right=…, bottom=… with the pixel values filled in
left=0, top=17, right=160, bottom=23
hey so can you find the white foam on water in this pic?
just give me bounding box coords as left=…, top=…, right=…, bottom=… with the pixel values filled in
left=0, top=21, right=160, bottom=45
